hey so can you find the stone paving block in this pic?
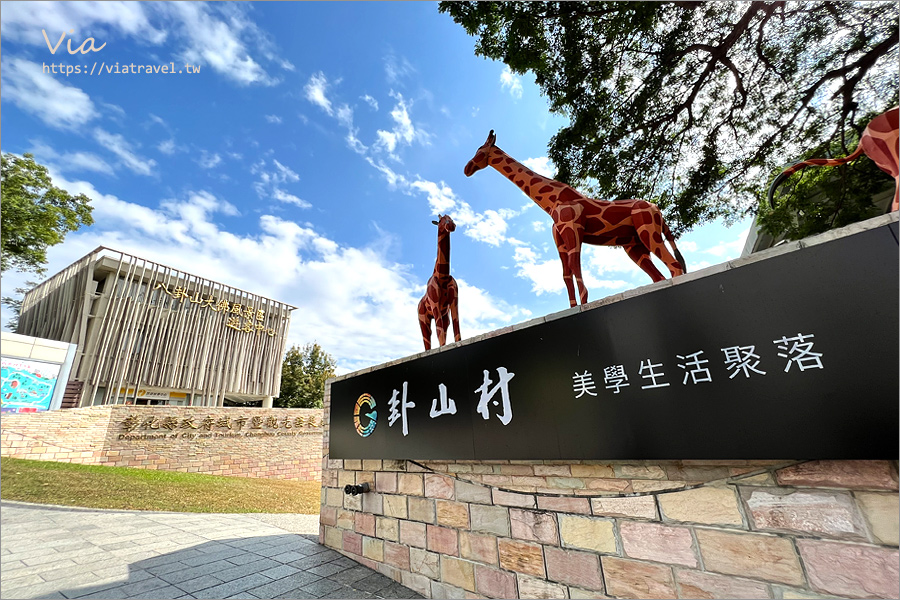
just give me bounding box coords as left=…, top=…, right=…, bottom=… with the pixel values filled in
left=351, top=572, right=396, bottom=594
left=157, top=560, right=236, bottom=584
left=310, top=561, right=352, bottom=577
left=258, top=564, right=300, bottom=579
left=327, top=565, right=374, bottom=585
left=267, top=550, right=307, bottom=563
left=177, top=574, right=227, bottom=594
left=211, top=558, right=282, bottom=582
left=180, top=547, right=246, bottom=567
left=190, top=573, right=272, bottom=599
left=3, top=560, right=76, bottom=577
left=146, top=561, right=194, bottom=576
left=249, top=571, right=323, bottom=598
left=289, top=550, right=343, bottom=570
left=92, top=575, right=174, bottom=598
left=318, top=585, right=376, bottom=599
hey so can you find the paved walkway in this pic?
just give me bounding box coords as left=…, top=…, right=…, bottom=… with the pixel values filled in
left=0, top=501, right=422, bottom=600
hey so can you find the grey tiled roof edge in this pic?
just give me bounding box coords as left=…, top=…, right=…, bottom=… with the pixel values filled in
left=327, top=212, right=899, bottom=385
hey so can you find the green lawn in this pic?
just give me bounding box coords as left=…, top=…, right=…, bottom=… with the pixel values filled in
left=0, top=457, right=321, bottom=514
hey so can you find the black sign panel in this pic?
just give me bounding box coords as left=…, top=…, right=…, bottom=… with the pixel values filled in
left=330, top=223, right=899, bottom=459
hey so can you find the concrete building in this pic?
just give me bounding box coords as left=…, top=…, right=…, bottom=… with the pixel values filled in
left=16, top=247, right=295, bottom=408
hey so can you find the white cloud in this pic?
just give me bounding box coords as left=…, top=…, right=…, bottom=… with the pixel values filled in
left=500, top=66, right=523, bottom=100
left=700, top=229, right=749, bottom=258
left=2, top=173, right=528, bottom=371
left=361, top=95, right=379, bottom=110
left=157, top=139, right=178, bottom=155
left=163, top=3, right=277, bottom=86
left=513, top=246, right=565, bottom=296
left=1, top=57, right=98, bottom=129
left=514, top=244, right=633, bottom=299
left=0, top=1, right=165, bottom=44
left=93, top=128, right=157, bottom=175
left=532, top=221, right=548, bottom=232
left=197, top=151, right=222, bottom=169
left=384, top=52, right=415, bottom=84
left=373, top=92, right=430, bottom=161
left=2, top=3, right=286, bottom=88
left=522, top=156, right=555, bottom=178
left=304, top=72, right=334, bottom=115
left=304, top=72, right=367, bottom=154
left=27, top=141, right=115, bottom=176
left=252, top=158, right=310, bottom=208
left=265, top=114, right=283, bottom=124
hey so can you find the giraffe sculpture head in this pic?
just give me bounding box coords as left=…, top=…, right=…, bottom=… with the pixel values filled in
left=464, top=130, right=496, bottom=177
left=432, top=214, right=457, bottom=233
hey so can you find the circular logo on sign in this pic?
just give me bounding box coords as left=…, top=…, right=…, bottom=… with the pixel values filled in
left=353, top=393, right=377, bottom=437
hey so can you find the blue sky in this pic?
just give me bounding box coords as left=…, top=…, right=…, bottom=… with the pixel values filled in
left=0, top=1, right=751, bottom=374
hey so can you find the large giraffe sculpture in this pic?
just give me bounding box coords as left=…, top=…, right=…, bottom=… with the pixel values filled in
left=417, top=214, right=461, bottom=350
left=464, top=131, right=686, bottom=308
left=768, top=107, right=899, bottom=212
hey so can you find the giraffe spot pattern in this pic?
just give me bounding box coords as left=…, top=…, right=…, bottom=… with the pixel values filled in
left=557, top=187, right=581, bottom=203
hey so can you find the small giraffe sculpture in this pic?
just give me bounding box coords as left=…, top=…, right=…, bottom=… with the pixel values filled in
left=417, top=214, right=461, bottom=351
left=464, top=131, right=686, bottom=308
left=768, top=107, right=899, bottom=212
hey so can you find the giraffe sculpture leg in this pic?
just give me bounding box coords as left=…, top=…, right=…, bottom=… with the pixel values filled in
left=553, top=221, right=589, bottom=307
left=622, top=242, right=666, bottom=282
left=448, top=280, right=461, bottom=342
left=632, top=203, right=685, bottom=278
left=436, top=311, right=449, bottom=347
left=417, top=297, right=433, bottom=351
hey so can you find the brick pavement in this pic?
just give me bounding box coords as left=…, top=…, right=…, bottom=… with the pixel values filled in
left=0, top=501, right=422, bottom=599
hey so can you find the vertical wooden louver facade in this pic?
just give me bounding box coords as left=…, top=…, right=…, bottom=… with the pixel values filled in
left=17, top=247, right=295, bottom=407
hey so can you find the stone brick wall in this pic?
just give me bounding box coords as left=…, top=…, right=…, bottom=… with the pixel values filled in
left=1, top=405, right=323, bottom=481
left=319, top=449, right=899, bottom=598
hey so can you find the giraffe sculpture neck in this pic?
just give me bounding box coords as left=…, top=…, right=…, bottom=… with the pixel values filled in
left=434, top=230, right=451, bottom=277
left=487, top=146, right=558, bottom=214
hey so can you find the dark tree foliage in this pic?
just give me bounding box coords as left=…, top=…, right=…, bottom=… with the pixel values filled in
left=439, top=1, right=898, bottom=235
left=1, top=153, right=94, bottom=274
left=759, top=109, right=895, bottom=241
left=275, top=343, right=337, bottom=409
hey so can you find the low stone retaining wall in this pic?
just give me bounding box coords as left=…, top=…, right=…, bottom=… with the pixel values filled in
left=319, top=455, right=898, bottom=599
left=1, top=405, right=323, bottom=481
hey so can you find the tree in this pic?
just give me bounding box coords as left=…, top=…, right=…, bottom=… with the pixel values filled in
left=1, top=153, right=94, bottom=274
left=275, top=342, right=337, bottom=409
left=439, top=1, right=898, bottom=235
left=758, top=109, right=894, bottom=241
left=2, top=281, right=37, bottom=332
